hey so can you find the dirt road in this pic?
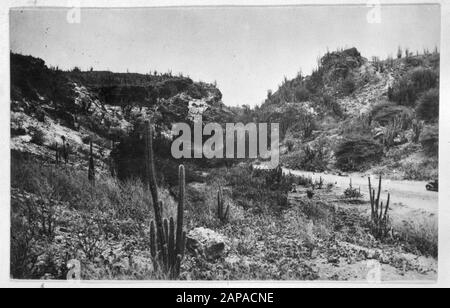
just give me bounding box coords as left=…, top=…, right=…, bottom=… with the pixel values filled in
left=255, top=163, right=438, bottom=216
left=284, top=168, right=438, bottom=216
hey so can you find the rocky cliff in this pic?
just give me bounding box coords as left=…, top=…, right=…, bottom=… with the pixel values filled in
left=10, top=53, right=234, bottom=178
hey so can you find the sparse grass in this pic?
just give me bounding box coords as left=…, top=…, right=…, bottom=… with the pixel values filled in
left=395, top=216, right=438, bottom=258
left=10, top=152, right=178, bottom=279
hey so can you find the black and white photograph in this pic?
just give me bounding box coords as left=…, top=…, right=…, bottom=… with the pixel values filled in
left=3, top=1, right=448, bottom=287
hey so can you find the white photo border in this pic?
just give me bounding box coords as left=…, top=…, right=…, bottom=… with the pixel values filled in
left=1, top=0, right=448, bottom=288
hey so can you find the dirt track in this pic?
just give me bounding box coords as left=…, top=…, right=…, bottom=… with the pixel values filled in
left=284, top=168, right=439, bottom=218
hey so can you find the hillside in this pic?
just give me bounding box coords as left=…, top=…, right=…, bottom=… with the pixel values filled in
left=10, top=53, right=236, bottom=181
left=250, top=47, right=439, bottom=181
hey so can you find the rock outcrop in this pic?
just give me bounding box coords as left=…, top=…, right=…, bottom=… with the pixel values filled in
left=186, top=227, right=230, bottom=261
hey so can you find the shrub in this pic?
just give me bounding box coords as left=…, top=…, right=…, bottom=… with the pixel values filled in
left=285, top=139, right=295, bottom=152
left=339, top=116, right=372, bottom=137
left=282, top=142, right=328, bottom=173
left=81, top=135, right=91, bottom=145
left=403, top=158, right=438, bottom=181
left=389, top=78, right=417, bottom=106
left=317, top=94, right=344, bottom=118
left=225, top=166, right=292, bottom=213
left=371, top=102, right=413, bottom=127
left=335, top=136, right=384, bottom=171
left=405, top=57, right=424, bottom=67
left=341, top=77, right=356, bottom=96
left=298, top=200, right=334, bottom=224
left=389, top=68, right=438, bottom=107
left=395, top=216, right=438, bottom=258
left=410, top=68, right=438, bottom=93
left=343, top=180, right=363, bottom=200
left=294, top=86, right=311, bottom=102
left=11, top=126, right=27, bottom=137
left=416, top=88, right=439, bottom=122
left=11, top=113, right=27, bottom=136
left=300, top=144, right=327, bottom=172
left=420, top=126, right=439, bottom=156
left=29, top=127, right=46, bottom=146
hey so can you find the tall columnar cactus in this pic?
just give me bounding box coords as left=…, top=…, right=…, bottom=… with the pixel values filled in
left=217, top=187, right=230, bottom=223
left=109, top=140, right=116, bottom=177
left=144, top=121, right=159, bottom=211
left=412, top=120, right=424, bottom=144
left=145, top=120, right=186, bottom=278
left=61, top=136, right=68, bottom=164
left=55, top=144, right=60, bottom=165
left=88, top=141, right=95, bottom=185
left=176, top=165, right=186, bottom=260
left=149, top=166, right=187, bottom=278
left=368, top=176, right=391, bottom=239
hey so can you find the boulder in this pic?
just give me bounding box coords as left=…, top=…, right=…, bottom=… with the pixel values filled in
left=186, top=227, right=229, bottom=261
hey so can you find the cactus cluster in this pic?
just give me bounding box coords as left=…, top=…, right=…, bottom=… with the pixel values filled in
left=382, top=114, right=411, bottom=148
left=343, top=178, right=362, bottom=199
left=368, top=176, right=391, bottom=239
left=217, top=187, right=230, bottom=223
left=54, top=136, right=69, bottom=165
left=144, top=120, right=186, bottom=278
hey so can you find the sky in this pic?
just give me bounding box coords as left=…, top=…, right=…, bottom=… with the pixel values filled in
left=10, top=5, right=441, bottom=107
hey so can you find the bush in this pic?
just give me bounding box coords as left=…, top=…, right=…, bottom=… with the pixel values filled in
left=410, top=68, right=438, bottom=92
left=11, top=113, right=28, bottom=137
left=371, top=103, right=413, bottom=127
left=389, top=68, right=438, bottom=106
left=335, top=136, right=384, bottom=171
left=403, top=158, right=438, bottom=181
left=282, top=142, right=328, bottom=172
left=389, top=78, right=417, bottom=106
left=285, top=139, right=295, bottom=152
left=416, top=88, right=439, bottom=122
left=420, top=126, right=439, bottom=156
left=316, top=94, right=344, bottom=118
left=405, top=57, right=424, bottom=67
left=225, top=166, right=292, bottom=213
left=294, top=86, right=311, bottom=102
left=341, top=77, right=356, bottom=96
left=299, top=200, right=331, bottom=222
left=395, top=216, right=438, bottom=258
left=343, top=180, right=363, bottom=200
left=29, top=127, right=46, bottom=146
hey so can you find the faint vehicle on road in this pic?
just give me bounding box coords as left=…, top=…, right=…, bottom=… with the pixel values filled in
left=426, top=180, right=438, bottom=192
